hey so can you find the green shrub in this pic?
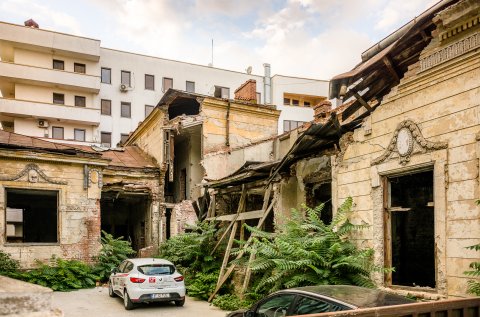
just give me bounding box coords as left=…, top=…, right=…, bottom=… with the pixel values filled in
left=93, top=230, right=136, bottom=282
left=20, top=257, right=97, bottom=291
left=238, top=198, right=381, bottom=294
left=212, top=294, right=252, bottom=311
left=0, top=250, right=20, bottom=277
left=464, top=243, right=480, bottom=295
left=186, top=271, right=220, bottom=300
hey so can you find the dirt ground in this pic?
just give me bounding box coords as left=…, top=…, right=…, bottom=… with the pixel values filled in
left=52, top=286, right=227, bottom=317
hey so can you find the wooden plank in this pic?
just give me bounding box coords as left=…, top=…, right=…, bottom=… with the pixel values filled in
left=383, top=55, right=400, bottom=83
left=352, top=90, right=372, bottom=112
left=206, top=209, right=264, bottom=221
left=208, top=199, right=274, bottom=302
left=217, top=221, right=238, bottom=282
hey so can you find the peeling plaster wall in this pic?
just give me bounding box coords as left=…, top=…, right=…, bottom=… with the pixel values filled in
left=170, top=200, right=198, bottom=236
left=333, top=12, right=480, bottom=296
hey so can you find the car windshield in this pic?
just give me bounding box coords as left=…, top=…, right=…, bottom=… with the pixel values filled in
left=138, top=264, right=174, bottom=275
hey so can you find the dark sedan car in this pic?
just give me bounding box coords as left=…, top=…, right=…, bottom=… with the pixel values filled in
left=227, top=285, right=415, bottom=317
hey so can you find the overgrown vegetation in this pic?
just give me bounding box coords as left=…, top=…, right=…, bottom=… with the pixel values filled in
left=93, top=230, right=136, bottom=282
left=0, top=250, right=20, bottom=277
left=158, top=221, right=225, bottom=300
left=237, top=198, right=380, bottom=294
left=211, top=293, right=259, bottom=311
left=464, top=243, right=480, bottom=295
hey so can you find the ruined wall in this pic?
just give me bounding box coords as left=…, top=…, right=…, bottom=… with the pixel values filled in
left=201, top=98, right=280, bottom=155
left=169, top=200, right=198, bottom=236
left=333, top=9, right=480, bottom=296
left=129, top=108, right=166, bottom=165
left=0, top=158, right=102, bottom=268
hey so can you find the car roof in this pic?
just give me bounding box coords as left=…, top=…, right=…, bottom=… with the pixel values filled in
left=126, top=258, right=174, bottom=266
left=281, top=285, right=414, bottom=308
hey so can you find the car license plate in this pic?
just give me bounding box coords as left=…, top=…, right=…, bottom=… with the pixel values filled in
left=153, top=293, right=170, bottom=299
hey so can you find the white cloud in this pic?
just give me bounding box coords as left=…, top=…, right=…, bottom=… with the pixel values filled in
left=374, top=0, right=438, bottom=31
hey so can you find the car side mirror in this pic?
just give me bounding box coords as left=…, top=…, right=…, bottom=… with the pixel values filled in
left=244, top=310, right=255, bottom=317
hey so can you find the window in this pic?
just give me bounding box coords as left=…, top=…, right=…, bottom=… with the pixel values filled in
left=53, top=93, right=64, bottom=105
left=53, top=59, right=64, bottom=70
left=120, top=134, right=129, bottom=144
left=121, top=70, right=131, bottom=87
left=101, top=132, right=111, bottom=147
left=145, top=105, right=154, bottom=118
left=283, top=120, right=306, bottom=132
left=292, top=296, right=345, bottom=315
left=75, top=96, right=86, bottom=107
left=138, top=264, right=175, bottom=275
left=162, top=77, right=173, bottom=92
left=74, top=63, right=86, bottom=74
left=145, top=74, right=155, bottom=90
left=304, top=101, right=311, bottom=106
left=101, top=99, right=111, bottom=115
left=6, top=189, right=58, bottom=243
left=121, top=102, right=131, bottom=118
left=283, top=98, right=290, bottom=105
left=256, top=92, right=261, bottom=104
left=292, top=99, right=299, bottom=106
left=101, top=68, right=111, bottom=84
left=74, top=129, right=86, bottom=141
left=186, top=81, right=195, bottom=93
left=52, top=126, right=64, bottom=139
left=214, top=86, right=230, bottom=98
left=122, top=261, right=134, bottom=273
left=255, top=294, right=295, bottom=317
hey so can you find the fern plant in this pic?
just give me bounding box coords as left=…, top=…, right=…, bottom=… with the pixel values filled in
left=237, top=197, right=380, bottom=294
left=464, top=243, right=480, bottom=295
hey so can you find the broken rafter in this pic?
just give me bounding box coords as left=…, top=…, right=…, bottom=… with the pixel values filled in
left=382, top=55, right=400, bottom=83
left=351, top=90, right=372, bottom=112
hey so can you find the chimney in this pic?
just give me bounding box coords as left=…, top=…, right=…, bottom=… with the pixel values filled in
left=24, top=19, right=39, bottom=28
left=263, top=63, right=271, bottom=104
left=313, top=100, right=332, bottom=122
left=234, top=79, right=257, bottom=102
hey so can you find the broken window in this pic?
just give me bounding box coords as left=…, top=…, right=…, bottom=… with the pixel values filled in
left=386, top=170, right=435, bottom=288
left=306, top=182, right=332, bottom=225
left=6, top=188, right=58, bottom=243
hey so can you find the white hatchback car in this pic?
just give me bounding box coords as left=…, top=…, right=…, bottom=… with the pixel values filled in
left=108, top=258, right=186, bottom=310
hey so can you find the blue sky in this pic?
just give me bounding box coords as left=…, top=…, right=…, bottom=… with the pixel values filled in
left=0, top=0, right=436, bottom=79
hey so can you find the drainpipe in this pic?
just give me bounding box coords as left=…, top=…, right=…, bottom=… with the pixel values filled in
left=263, top=63, right=271, bottom=104
left=226, top=101, right=230, bottom=147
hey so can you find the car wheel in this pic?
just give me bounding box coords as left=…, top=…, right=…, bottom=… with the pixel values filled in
left=175, top=298, right=185, bottom=307
left=124, top=290, right=135, bottom=310
left=108, top=281, right=116, bottom=298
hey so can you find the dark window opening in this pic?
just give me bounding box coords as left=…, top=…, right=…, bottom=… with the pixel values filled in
left=165, top=208, right=172, bottom=240
left=179, top=168, right=187, bottom=201
left=6, top=188, right=58, bottom=243
left=74, top=63, right=86, bottom=74
left=388, top=170, right=435, bottom=288
left=283, top=98, right=290, bottom=105
left=101, top=99, right=111, bottom=115
left=292, top=99, right=299, bottom=106
left=53, top=93, right=64, bottom=105
left=145, top=74, right=155, bottom=90
left=121, top=102, right=131, bottom=118
left=167, top=98, right=200, bottom=120
left=214, top=86, right=229, bottom=98
left=120, top=133, right=129, bottom=145
left=101, top=132, right=111, bottom=147
left=53, top=59, right=64, bottom=70
left=306, top=182, right=332, bottom=225
left=304, top=101, right=311, bottom=106
left=75, top=95, right=86, bottom=107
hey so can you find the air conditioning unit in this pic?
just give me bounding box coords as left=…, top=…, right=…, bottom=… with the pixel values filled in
left=120, top=84, right=128, bottom=92
left=38, top=119, right=49, bottom=128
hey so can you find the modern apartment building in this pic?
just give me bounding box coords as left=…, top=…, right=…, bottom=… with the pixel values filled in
left=0, top=20, right=328, bottom=147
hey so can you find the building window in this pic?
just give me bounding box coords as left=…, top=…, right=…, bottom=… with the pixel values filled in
left=292, top=99, right=299, bottom=106
left=283, top=98, right=290, bottom=105
left=121, top=102, right=131, bottom=118
left=283, top=120, right=305, bottom=132
left=52, top=126, right=64, bottom=139
left=121, top=71, right=131, bottom=87
left=162, top=77, right=173, bottom=92
left=145, top=74, right=155, bottom=90
left=101, top=132, right=111, bottom=147
left=101, top=68, right=111, bottom=84
left=53, top=59, right=64, bottom=70
left=74, top=63, right=86, bottom=74
left=145, top=105, right=154, bottom=117
left=74, top=129, right=86, bottom=141
left=304, top=101, right=311, bottom=106
left=120, top=134, right=129, bottom=145
left=186, top=81, right=195, bottom=93
left=101, top=99, right=111, bottom=115
left=214, top=86, right=230, bottom=99
left=53, top=93, right=64, bottom=105
left=256, top=92, right=261, bottom=104
left=6, top=188, right=58, bottom=243
left=75, top=96, right=86, bottom=107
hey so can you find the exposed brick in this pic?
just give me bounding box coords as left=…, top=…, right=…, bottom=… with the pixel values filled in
left=234, top=80, right=257, bottom=102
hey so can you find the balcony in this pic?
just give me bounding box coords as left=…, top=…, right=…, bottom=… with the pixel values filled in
left=0, top=98, right=100, bottom=126
left=0, top=61, right=100, bottom=93
left=0, top=22, right=100, bottom=61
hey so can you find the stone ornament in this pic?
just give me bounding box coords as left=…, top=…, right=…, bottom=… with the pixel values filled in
left=0, top=163, right=68, bottom=185
left=371, top=120, right=448, bottom=166
left=88, top=168, right=103, bottom=188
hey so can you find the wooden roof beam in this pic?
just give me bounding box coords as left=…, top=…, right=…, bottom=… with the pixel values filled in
left=382, top=55, right=400, bottom=83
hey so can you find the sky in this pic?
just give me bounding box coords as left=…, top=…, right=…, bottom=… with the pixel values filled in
left=0, top=0, right=437, bottom=79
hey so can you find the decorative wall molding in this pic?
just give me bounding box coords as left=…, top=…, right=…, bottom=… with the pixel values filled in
left=419, top=32, right=480, bottom=72
left=0, top=163, right=68, bottom=185
left=371, top=120, right=448, bottom=166
left=88, top=168, right=103, bottom=188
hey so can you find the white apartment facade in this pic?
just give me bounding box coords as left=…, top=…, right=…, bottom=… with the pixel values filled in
left=0, top=20, right=328, bottom=147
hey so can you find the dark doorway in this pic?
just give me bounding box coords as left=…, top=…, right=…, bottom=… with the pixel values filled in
left=101, top=191, right=149, bottom=251
left=307, top=182, right=332, bottom=224
left=165, top=208, right=172, bottom=240
left=5, top=188, right=58, bottom=243
left=388, top=170, right=435, bottom=288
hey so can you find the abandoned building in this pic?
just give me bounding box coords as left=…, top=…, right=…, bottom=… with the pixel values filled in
left=0, top=130, right=160, bottom=267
